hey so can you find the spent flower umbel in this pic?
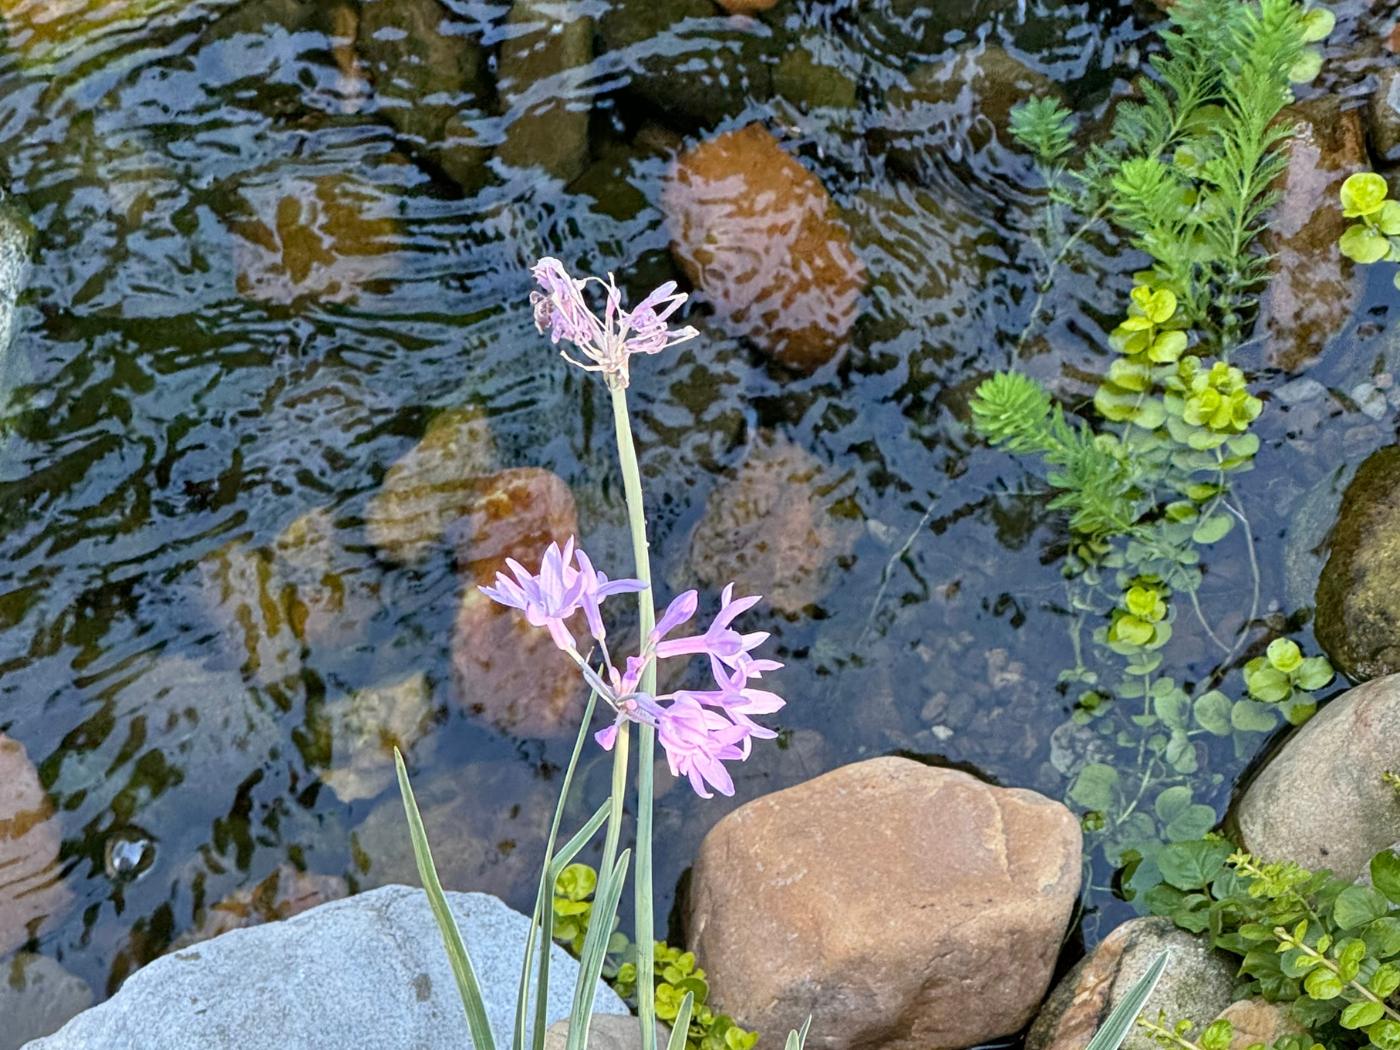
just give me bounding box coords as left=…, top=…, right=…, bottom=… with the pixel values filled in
left=531, top=258, right=699, bottom=389
left=480, top=540, right=785, bottom=798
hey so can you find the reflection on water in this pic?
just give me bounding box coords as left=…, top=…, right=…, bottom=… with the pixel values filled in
left=0, top=0, right=1397, bottom=1038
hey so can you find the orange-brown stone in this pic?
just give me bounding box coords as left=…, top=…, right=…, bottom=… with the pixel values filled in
left=1260, top=98, right=1368, bottom=372
left=450, top=467, right=586, bottom=738
left=0, top=734, right=72, bottom=956
left=663, top=124, right=865, bottom=372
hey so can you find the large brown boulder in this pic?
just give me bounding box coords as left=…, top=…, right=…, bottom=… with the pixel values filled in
left=1315, top=445, right=1400, bottom=682
left=687, top=757, right=1081, bottom=1050
left=1259, top=97, right=1367, bottom=372
left=496, top=0, right=594, bottom=182
left=1232, top=673, right=1400, bottom=881
left=0, top=734, right=72, bottom=957
left=1028, top=918, right=1235, bottom=1050
left=663, top=124, right=865, bottom=372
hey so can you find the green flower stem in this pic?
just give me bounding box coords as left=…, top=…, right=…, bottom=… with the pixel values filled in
left=599, top=723, right=630, bottom=899
left=609, top=382, right=659, bottom=1050
left=1273, top=929, right=1400, bottom=1023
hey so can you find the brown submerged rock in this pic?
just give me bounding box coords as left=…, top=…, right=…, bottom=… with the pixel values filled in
left=229, top=174, right=402, bottom=306
left=274, top=507, right=382, bottom=653
left=663, top=124, right=865, bottom=372
left=1259, top=97, right=1367, bottom=372
left=364, top=405, right=498, bottom=564
left=1211, top=1000, right=1305, bottom=1050
left=1028, top=918, right=1235, bottom=1050
left=687, top=758, right=1081, bottom=1050
left=0, top=734, right=72, bottom=957
left=450, top=467, right=585, bottom=738
left=1233, top=673, right=1400, bottom=881
left=687, top=431, right=857, bottom=616
left=169, top=863, right=347, bottom=952
left=496, top=0, right=595, bottom=182
left=1315, top=445, right=1400, bottom=682
left=318, top=672, right=434, bottom=803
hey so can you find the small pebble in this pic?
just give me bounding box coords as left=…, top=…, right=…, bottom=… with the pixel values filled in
left=1351, top=382, right=1389, bottom=420
left=1273, top=377, right=1327, bottom=405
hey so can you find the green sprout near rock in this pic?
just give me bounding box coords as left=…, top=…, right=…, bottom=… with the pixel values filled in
left=1338, top=173, right=1400, bottom=282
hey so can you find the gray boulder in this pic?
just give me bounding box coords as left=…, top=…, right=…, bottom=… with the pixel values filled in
left=1233, top=673, right=1400, bottom=881
left=24, top=886, right=628, bottom=1049
left=1028, top=918, right=1235, bottom=1050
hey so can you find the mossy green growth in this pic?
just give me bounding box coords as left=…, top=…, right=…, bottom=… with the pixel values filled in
left=552, top=864, right=758, bottom=1050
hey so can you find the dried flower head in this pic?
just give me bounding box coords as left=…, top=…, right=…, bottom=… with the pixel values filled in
left=531, top=257, right=699, bottom=389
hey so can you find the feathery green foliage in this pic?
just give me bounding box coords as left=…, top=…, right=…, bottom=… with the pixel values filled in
left=971, top=0, right=1336, bottom=916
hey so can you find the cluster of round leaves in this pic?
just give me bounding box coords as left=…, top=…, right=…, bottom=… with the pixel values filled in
left=1165, top=358, right=1263, bottom=451
left=1338, top=173, right=1400, bottom=285
left=1147, top=840, right=1400, bottom=1050
left=1139, top=1011, right=1323, bottom=1050
left=1096, top=285, right=1191, bottom=432
left=1106, top=578, right=1173, bottom=653
left=1194, top=638, right=1335, bottom=734
left=553, top=864, right=758, bottom=1050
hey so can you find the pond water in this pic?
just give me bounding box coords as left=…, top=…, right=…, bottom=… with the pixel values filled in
left=0, top=0, right=1398, bottom=1036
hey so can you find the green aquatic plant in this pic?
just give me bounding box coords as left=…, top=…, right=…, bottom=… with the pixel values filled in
left=1146, top=842, right=1400, bottom=1050
left=1337, top=173, right=1400, bottom=284
left=973, top=0, right=1337, bottom=911
left=551, top=863, right=759, bottom=1050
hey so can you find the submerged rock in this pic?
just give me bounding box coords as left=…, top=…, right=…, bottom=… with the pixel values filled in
left=318, top=672, right=433, bottom=803
left=1028, top=918, right=1235, bottom=1050
left=0, top=197, right=32, bottom=391
left=881, top=45, right=1060, bottom=168
left=364, top=405, right=498, bottom=564
left=663, top=124, right=865, bottom=371
left=0, top=0, right=193, bottom=66
left=1210, top=1000, right=1305, bottom=1050
left=496, top=0, right=595, bottom=182
left=168, top=863, right=347, bottom=952
left=352, top=763, right=553, bottom=899
left=272, top=507, right=382, bottom=653
left=1315, top=445, right=1400, bottom=681
left=687, top=758, right=1081, bottom=1050
left=1259, top=98, right=1367, bottom=372
left=198, top=540, right=302, bottom=684
left=27, top=887, right=627, bottom=1050
left=1368, top=67, right=1400, bottom=165
left=229, top=173, right=402, bottom=306
left=355, top=0, right=487, bottom=150
left=0, top=734, right=71, bottom=957
left=449, top=467, right=578, bottom=584
left=1233, top=673, right=1400, bottom=881
left=687, top=431, right=858, bottom=616
left=773, top=38, right=859, bottom=112
left=452, top=590, right=586, bottom=739
left=449, top=467, right=584, bottom=737
left=598, top=0, right=774, bottom=126
left=0, top=954, right=92, bottom=1050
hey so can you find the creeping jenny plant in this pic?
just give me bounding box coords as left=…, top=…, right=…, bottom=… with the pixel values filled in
left=1337, top=172, right=1400, bottom=284
left=968, top=0, right=1337, bottom=909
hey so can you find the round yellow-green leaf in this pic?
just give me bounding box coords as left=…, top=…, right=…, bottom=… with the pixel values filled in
left=1340, top=222, right=1390, bottom=264
left=1267, top=637, right=1303, bottom=673
left=1289, top=48, right=1324, bottom=83
left=1300, top=7, right=1336, bottom=43
left=1341, top=172, right=1389, bottom=218
left=1378, top=200, right=1400, bottom=236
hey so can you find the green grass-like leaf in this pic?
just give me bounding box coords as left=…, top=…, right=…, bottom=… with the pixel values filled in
left=1087, top=951, right=1169, bottom=1050
left=396, top=749, right=497, bottom=1050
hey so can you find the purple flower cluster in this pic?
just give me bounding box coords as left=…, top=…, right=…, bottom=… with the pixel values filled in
left=481, top=541, right=785, bottom=798
left=530, top=258, right=699, bottom=389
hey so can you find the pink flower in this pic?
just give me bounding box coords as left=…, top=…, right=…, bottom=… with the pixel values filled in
left=652, top=584, right=769, bottom=670
left=480, top=539, right=642, bottom=651
left=530, top=257, right=699, bottom=389
left=678, top=655, right=785, bottom=739
left=655, top=696, right=752, bottom=798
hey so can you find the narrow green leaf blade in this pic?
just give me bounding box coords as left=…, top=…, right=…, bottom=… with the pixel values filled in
left=396, top=749, right=497, bottom=1050
left=665, top=993, right=695, bottom=1050
left=1085, top=951, right=1168, bottom=1050
left=566, top=850, right=632, bottom=1050
left=784, top=1016, right=813, bottom=1050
